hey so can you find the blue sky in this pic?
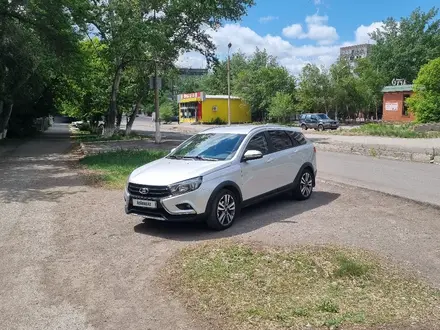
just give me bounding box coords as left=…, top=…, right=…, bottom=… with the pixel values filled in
left=177, top=0, right=439, bottom=74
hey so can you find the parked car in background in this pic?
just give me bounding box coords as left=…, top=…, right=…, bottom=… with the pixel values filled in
left=299, top=113, right=339, bottom=131
left=125, top=125, right=317, bottom=230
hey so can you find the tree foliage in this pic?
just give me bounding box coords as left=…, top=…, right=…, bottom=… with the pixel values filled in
left=0, top=0, right=83, bottom=136
left=406, top=57, right=440, bottom=123
left=370, top=7, right=440, bottom=84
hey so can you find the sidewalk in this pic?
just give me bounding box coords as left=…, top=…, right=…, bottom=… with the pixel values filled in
left=305, top=133, right=440, bottom=151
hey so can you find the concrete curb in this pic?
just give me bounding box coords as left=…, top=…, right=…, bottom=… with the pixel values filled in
left=315, top=142, right=440, bottom=165
left=79, top=140, right=180, bottom=156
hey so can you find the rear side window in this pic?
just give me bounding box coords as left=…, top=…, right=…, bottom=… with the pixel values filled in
left=246, top=132, right=269, bottom=155
left=287, top=131, right=307, bottom=147
left=268, top=130, right=293, bottom=151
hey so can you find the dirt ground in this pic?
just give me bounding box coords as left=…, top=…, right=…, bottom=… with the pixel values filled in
left=1, top=125, right=440, bottom=330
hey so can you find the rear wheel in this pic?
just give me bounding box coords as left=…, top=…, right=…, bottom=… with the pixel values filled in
left=292, top=168, right=314, bottom=200
left=206, top=189, right=239, bottom=230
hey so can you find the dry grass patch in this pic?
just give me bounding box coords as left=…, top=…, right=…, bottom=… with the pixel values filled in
left=165, top=243, right=440, bottom=330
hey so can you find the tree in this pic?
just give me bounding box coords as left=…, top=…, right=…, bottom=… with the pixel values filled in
left=268, top=92, right=296, bottom=123
left=370, top=7, right=440, bottom=84
left=234, top=49, right=295, bottom=121
left=297, top=64, right=332, bottom=114
left=55, top=38, right=110, bottom=131
left=406, top=57, right=440, bottom=123
left=84, top=0, right=255, bottom=137
left=0, top=0, right=83, bottom=137
left=355, top=58, right=386, bottom=120
left=329, top=59, right=356, bottom=120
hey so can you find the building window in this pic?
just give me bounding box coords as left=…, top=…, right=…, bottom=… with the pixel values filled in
left=180, top=102, right=197, bottom=119
left=403, top=94, right=410, bottom=116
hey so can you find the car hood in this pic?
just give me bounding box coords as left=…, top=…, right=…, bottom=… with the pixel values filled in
left=129, top=158, right=230, bottom=186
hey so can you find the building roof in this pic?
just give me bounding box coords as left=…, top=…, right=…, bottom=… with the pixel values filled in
left=199, top=124, right=301, bottom=135
left=205, top=95, right=241, bottom=100
left=382, top=85, right=414, bottom=93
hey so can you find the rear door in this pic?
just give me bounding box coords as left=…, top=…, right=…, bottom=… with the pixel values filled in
left=240, top=132, right=278, bottom=200
left=287, top=130, right=311, bottom=167
left=267, top=130, right=302, bottom=190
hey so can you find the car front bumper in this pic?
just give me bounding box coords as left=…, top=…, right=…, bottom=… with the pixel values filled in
left=124, top=187, right=210, bottom=222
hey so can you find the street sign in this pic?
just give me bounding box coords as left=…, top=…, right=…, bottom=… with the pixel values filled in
left=149, top=76, right=162, bottom=90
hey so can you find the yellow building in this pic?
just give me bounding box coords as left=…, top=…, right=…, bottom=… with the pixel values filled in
left=177, top=92, right=251, bottom=124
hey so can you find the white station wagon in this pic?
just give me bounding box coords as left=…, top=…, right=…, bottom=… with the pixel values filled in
left=124, top=125, right=317, bottom=230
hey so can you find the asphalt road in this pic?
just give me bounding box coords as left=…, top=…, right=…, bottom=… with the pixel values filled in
left=317, top=152, right=440, bottom=207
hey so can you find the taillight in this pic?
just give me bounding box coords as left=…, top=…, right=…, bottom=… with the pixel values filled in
left=313, top=146, right=316, bottom=153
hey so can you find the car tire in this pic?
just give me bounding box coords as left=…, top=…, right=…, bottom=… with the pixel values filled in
left=206, top=189, right=239, bottom=230
left=318, top=124, right=324, bottom=131
left=301, top=124, right=307, bottom=130
left=292, top=168, right=314, bottom=201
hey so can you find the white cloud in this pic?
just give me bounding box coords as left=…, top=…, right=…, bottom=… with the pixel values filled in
left=282, top=24, right=304, bottom=38
left=177, top=23, right=340, bottom=74
left=354, top=22, right=383, bottom=44
left=305, top=13, right=328, bottom=25
left=259, top=16, right=279, bottom=24
left=282, top=14, right=339, bottom=45
left=176, top=19, right=383, bottom=75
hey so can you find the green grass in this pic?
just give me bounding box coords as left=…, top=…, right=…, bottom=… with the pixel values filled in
left=165, top=243, right=440, bottom=330
left=327, top=123, right=440, bottom=138
left=80, top=149, right=167, bottom=188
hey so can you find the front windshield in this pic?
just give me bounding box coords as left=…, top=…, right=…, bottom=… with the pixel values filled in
left=317, top=114, right=330, bottom=120
left=169, top=133, right=245, bottom=161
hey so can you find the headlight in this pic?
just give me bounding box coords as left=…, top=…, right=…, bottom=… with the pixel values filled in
left=169, top=177, right=202, bottom=196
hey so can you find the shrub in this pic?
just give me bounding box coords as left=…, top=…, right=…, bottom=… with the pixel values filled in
left=406, top=57, right=440, bottom=123
left=160, top=103, right=174, bottom=123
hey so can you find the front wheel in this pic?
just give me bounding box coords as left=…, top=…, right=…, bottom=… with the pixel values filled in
left=292, top=169, right=314, bottom=201
left=317, top=124, right=324, bottom=131
left=301, top=124, right=307, bottom=130
left=206, top=189, right=239, bottom=230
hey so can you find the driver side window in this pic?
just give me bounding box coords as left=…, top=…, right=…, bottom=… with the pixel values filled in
left=246, top=133, right=269, bottom=155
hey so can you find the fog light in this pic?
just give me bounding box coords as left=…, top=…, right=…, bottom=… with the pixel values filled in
left=176, top=203, right=194, bottom=211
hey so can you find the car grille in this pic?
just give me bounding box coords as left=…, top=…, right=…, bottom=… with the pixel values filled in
left=128, top=183, right=171, bottom=199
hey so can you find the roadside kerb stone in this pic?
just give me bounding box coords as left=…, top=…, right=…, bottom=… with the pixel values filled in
left=314, top=141, right=439, bottom=165
left=80, top=139, right=181, bottom=155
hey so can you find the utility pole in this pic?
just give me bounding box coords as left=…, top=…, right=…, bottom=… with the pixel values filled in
left=153, top=9, right=161, bottom=143
left=227, top=43, right=232, bottom=126
left=154, top=61, right=161, bottom=143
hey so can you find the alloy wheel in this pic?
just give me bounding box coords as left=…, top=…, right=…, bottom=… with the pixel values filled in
left=216, top=193, right=236, bottom=226
left=300, top=172, right=313, bottom=198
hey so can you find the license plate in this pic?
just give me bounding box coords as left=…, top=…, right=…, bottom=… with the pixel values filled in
left=132, top=199, right=157, bottom=209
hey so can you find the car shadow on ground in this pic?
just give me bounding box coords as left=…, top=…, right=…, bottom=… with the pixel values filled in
left=133, top=191, right=340, bottom=241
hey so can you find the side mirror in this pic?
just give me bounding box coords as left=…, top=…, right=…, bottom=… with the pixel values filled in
left=243, top=150, right=263, bottom=162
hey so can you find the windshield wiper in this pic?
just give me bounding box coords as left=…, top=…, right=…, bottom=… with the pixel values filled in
left=167, top=155, right=184, bottom=159
left=182, top=155, right=219, bottom=161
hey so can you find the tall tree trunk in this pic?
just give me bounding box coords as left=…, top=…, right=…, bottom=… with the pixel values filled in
left=375, top=103, right=379, bottom=121
left=0, top=102, right=13, bottom=138
left=105, top=65, right=124, bottom=137
left=126, top=100, right=142, bottom=136
left=116, top=111, right=122, bottom=131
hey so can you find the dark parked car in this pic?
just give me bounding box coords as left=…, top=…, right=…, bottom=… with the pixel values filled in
left=299, top=113, right=339, bottom=131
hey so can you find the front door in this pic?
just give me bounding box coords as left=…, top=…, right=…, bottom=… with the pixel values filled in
left=240, top=132, right=277, bottom=201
